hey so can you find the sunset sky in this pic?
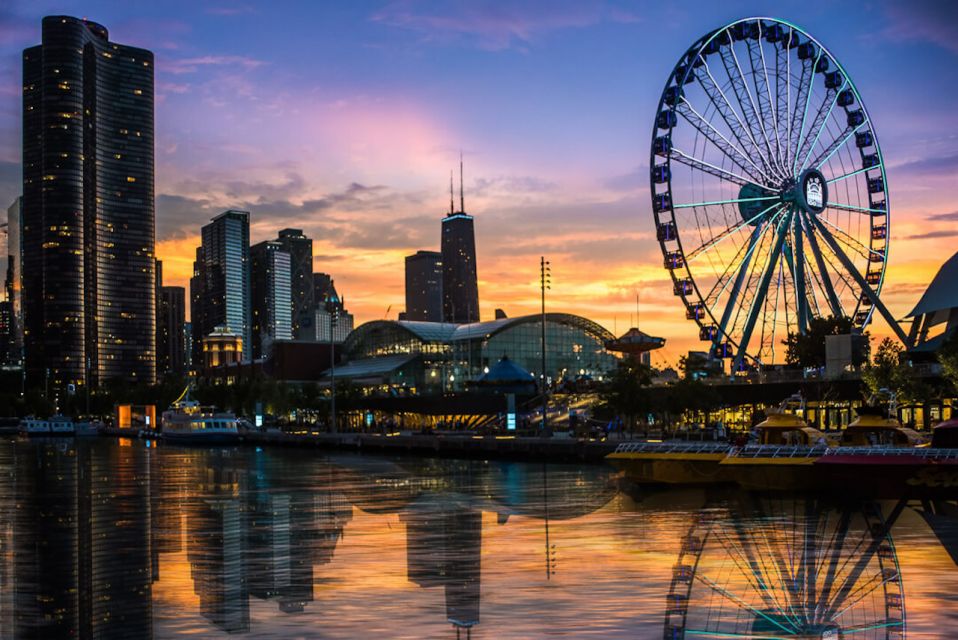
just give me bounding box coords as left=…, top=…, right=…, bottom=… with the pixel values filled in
left=1, top=1, right=957, bottom=367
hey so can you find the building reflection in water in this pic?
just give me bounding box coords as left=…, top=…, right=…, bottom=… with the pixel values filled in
left=10, top=440, right=152, bottom=639
left=5, top=440, right=957, bottom=638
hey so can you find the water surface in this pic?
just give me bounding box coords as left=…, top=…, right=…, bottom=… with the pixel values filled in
left=0, top=438, right=956, bottom=638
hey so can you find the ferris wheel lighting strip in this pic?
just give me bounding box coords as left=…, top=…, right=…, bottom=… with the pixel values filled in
left=674, top=195, right=779, bottom=209
left=814, top=120, right=869, bottom=171
left=671, top=148, right=777, bottom=190
left=791, top=49, right=823, bottom=176
left=826, top=166, right=872, bottom=184
left=796, top=79, right=847, bottom=177
left=818, top=216, right=883, bottom=257
left=825, top=202, right=886, bottom=216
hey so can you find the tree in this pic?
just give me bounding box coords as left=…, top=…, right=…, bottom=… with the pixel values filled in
left=937, top=330, right=958, bottom=395
left=862, top=337, right=931, bottom=405
left=597, top=360, right=652, bottom=433
left=679, top=352, right=721, bottom=380
left=783, top=315, right=868, bottom=369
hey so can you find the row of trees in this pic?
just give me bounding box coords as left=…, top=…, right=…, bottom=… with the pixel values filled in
left=596, top=359, right=720, bottom=432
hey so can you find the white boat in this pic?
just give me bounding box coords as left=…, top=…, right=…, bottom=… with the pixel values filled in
left=161, top=392, right=240, bottom=445
left=19, top=415, right=75, bottom=436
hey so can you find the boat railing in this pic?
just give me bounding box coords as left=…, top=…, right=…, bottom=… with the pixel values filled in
left=613, top=442, right=732, bottom=454
left=732, top=445, right=830, bottom=458
left=821, top=447, right=958, bottom=460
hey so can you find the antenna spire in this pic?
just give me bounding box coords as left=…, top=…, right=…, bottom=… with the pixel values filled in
left=459, top=150, right=465, bottom=213
left=449, top=170, right=454, bottom=215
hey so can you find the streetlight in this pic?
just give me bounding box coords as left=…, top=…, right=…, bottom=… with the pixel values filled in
left=329, top=304, right=339, bottom=433
left=540, top=256, right=551, bottom=432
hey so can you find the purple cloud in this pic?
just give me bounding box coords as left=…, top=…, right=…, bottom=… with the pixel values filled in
left=883, top=1, right=958, bottom=54
left=372, top=0, right=641, bottom=51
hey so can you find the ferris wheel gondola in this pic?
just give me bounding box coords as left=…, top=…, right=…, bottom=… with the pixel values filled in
left=650, top=17, right=908, bottom=368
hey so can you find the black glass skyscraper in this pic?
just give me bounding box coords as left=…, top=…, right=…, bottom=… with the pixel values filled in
left=22, top=16, right=156, bottom=388
left=441, top=166, right=479, bottom=324
left=405, top=250, right=443, bottom=322
left=275, top=228, right=314, bottom=340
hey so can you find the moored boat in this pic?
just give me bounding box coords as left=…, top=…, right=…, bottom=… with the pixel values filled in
left=161, top=389, right=240, bottom=445
left=19, top=415, right=75, bottom=436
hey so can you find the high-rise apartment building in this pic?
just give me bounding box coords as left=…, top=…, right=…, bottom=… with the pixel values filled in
left=275, top=228, right=314, bottom=340
left=405, top=250, right=443, bottom=322
left=22, top=16, right=156, bottom=387
left=441, top=164, right=479, bottom=324
left=157, top=286, right=186, bottom=377
left=250, top=240, right=292, bottom=359
left=2, top=197, right=17, bottom=366
left=190, top=210, right=251, bottom=363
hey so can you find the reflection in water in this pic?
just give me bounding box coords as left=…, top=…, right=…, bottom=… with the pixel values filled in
left=0, top=439, right=955, bottom=638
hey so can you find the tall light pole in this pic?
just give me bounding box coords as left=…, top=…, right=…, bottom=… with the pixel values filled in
left=540, top=256, right=550, bottom=432
left=329, top=304, right=339, bottom=433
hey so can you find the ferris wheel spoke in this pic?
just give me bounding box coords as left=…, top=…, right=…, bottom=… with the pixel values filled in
left=754, top=26, right=783, bottom=173
left=674, top=195, right=778, bottom=210
left=817, top=216, right=881, bottom=261
left=795, top=82, right=843, bottom=177
left=799, top=211, right=844, bottom=318
left=714, top=213, right=779, bottom=341
left=693, top=572, right=802, bottom=635
left=746, top=33, right=782, bottom=174
left=719, top=41, right=780, bottom=179
left=676, top=99, right=774, bottom=183
left=810, top=217, right=910, bottom=344
left=787, top=53, right=817, bottom=173
left=670, top=148, right=774, bottom=189
left=829, top=573, right=888, bottom=622
left=705, top=237, right=752, bottom=308
left=836, top=620, right=905, bottom=635
left=734, top=212, right=791, bottom=366
left=811, top=120, right=869, bottom=172
left=826, top=166, right=872, bottom=185
left=686, top=202, right=783, bottom=262
left=825, top=201, right=883, bottom=215
left=779, top=28, right=795, bottom=168
left=711, top=527, right=787, bottom=613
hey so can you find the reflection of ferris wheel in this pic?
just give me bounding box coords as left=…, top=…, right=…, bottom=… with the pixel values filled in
left=651, top=17, right=903, bottom=368
left=665, top=496, right=905, bottom=639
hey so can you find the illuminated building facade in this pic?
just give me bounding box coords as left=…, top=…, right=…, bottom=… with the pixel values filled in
left=4, top=197, right=22, bottom=366
left=313, top=272, right=353, bottom=342
left=405, top=250, right=443, bottom=322
left=22, top=16, right=156, bottom=388
left=191, top=210, right=251, bottom=363
left=338, top=313, right=617, bottom=391
left=250, top=240, right=292, bottom=359
left=202, top=325, right=244, bottom=370
left=275, top=228, right=314, bottom=340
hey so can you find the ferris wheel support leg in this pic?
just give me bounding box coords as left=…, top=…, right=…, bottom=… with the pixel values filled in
left=809, top=217, right=911, bottom=347
left=734, top=214, right=791, bottom=370
left=793, top=208, right=809, bottom=334
left=800, top=211, right=844, bottom=319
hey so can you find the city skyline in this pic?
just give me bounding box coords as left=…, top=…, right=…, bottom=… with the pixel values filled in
left=2, top=2, right=957, bottom=366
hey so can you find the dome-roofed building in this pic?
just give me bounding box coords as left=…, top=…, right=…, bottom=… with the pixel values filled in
left=330, top=312, right=617, bottom=393
left=907, top=250, right=958, bottom=356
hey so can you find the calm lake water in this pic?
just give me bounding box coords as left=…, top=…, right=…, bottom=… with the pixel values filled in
left=0, top=438, right=956, bottom=639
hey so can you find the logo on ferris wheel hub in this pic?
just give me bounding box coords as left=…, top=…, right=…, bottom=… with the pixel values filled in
left=799, top=168, right=828, bottom=215
left=806, top=176, right=823, bottom=208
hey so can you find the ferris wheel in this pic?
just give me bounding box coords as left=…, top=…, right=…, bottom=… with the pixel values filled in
left=650, top=17, right=906, bottom=368
left=664, top=496, right=906, bottom=639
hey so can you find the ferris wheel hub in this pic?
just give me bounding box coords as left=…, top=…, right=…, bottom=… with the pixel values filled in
left=797, top=168, right=829, bottom=215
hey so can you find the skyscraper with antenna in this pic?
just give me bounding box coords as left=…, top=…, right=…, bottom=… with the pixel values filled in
left=441, top=154, right=480, bottom=324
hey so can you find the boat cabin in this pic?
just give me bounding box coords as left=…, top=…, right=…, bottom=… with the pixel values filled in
left=931, top=420, right=958, bottom=448
left=841, top=407, right=925, bottom=447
